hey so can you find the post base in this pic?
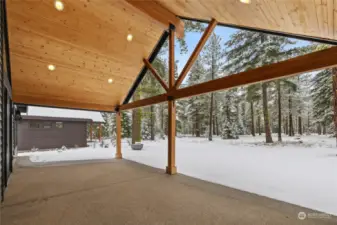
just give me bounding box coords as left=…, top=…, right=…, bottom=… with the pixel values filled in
left=166, top=166, right=177, bottom=175
left=115, top=153, right=123, bottom=159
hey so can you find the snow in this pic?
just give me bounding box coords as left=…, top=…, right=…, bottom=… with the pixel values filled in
left=24, top=106, right=104, bottom=122
left=18, top=134, right=337, bottom=216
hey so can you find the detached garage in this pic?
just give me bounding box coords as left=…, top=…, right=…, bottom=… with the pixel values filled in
left=17, top=106, right=104, bottom=151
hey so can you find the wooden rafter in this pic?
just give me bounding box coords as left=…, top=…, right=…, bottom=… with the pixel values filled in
left=125, top=0, right=184, bottom=38
left=120, top=46, right=337, bottom=111
left=143, top=58, right=169, bottom=92
left=174, top=19, right=217, bottom=88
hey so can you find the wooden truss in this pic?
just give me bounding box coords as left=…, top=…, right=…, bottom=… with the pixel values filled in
left=115, top=19, right=337, bottom=175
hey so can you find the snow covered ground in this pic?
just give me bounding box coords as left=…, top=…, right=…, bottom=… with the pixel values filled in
left=19, top=134, right=337, bottom=216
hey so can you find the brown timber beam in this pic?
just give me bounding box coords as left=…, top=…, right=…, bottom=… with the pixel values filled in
left=119, top=94, right=167, bottom=111
left=166, top=25, right=177, bottom=175
left=115, top=111, right=122, bottom=159
left=125, top=0, right=184, bottom=38
left=120, top=46, right=337, bottom=111
left=143, top=58, right=169, bottom=92
left=174, top=19, right=217, bottom=88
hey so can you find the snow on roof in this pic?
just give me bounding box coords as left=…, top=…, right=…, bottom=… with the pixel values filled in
left=26, top=106, right=104, bottom=123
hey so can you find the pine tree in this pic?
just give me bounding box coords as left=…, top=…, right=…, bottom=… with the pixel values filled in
left=224, top=31, right=296, bottom=143
left=311, top=69, right=333, bottom=134
left=203, top=33, right=224, bottom=141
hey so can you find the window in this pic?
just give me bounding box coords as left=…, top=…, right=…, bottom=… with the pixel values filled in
left=43, top=122, right=52, bottom=129
left=56, top=122, right=63, bottom=128
left=29, top=122, right=40, bottom=129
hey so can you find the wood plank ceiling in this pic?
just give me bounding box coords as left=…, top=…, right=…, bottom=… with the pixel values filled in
left=158, top=0, right=337, bottom=41
left=6, top=0, right=337, bottom=111
left=6, top=0, right=163, bottom=111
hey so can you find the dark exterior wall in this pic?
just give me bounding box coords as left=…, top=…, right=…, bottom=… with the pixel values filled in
left=1, top=0, right=15, bottom=202
left=18, top=120, right=87, bottom=150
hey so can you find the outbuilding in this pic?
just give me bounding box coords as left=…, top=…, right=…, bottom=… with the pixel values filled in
left=17, top=106, right=104, bottom=151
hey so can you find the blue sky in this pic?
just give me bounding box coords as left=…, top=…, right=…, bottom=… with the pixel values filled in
left=174, top=26, right=311, bottom=74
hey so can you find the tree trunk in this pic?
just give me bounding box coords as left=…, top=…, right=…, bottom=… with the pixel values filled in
left=196, top=109, right=200, bottom=137
left=257, top=115, right=261, bottom=135
left=250, top=101, right=255, bottom=136
left=288, top=89, right=294, bottom=136
left=150, top=105, right=155, bottom=140
left=132, top=94, right=141, bottom=144
left=277, top=81, right=282, bottom=142
left=208, top=93, right=214, bottom=141
left=285, top=117, right=288, bottom=135
left=262, top=83, right=273, bottom=143
left=317, top=123, right=322, bottom=135
left=298, top=116, right=302, bottom=135
left=322, top=121, right=326, bottom=135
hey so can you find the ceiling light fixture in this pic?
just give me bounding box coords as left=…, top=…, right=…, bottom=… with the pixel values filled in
left=54, top=0, right=64, bottom=11
left=48, top=64, right=56, bottom=71
left=127, top=33, right=133, bottom=42
left=240, top=0, right=251, bottom=4
left=108, top=78, right=113, bottom=84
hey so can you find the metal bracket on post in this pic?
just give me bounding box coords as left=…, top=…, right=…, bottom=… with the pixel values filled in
left=169, top=23, right=176, bottom=32
left=167, top=96, right=174, bottom=101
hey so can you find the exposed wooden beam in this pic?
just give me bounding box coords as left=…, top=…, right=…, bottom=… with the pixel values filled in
left=167, top=27, right=177, bottom=175
left=125, top=0, right=184, bottom=39
left=120, top=46, right=337, bottom=111
left=171, top=46, right=337, bottom=99
left=143, top=58, right=169, bottom=92
left=14, top=95, right=115, bottom=112
left=119, top=94, right=167, bottom=111
left=115, top=111, right=122, bottom=159
left=174, top=19, right=217, bottom=88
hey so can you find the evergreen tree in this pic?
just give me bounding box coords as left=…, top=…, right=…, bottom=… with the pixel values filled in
left=311, top=69, right=333, bottom=134
left=224, top=31, right=296, bottom=143
left=203, top=33, right=224, bottom=141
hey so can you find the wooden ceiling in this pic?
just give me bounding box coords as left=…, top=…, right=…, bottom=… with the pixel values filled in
left=7, top=0, right=164, bottom=111
left=158, top=0, right=337, bottom=41
left=6, top=0, right=337, bottom=111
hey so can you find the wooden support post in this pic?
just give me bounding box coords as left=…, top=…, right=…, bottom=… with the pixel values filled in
left=90, top=122, right=93, bottom=141
left=166, top=25, right=177, bottom=175
left=115, top=111, right=122, bottom=159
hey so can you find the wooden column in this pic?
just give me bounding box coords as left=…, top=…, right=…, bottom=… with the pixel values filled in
left=115, top=111, right=122, bottom=159
left=166, top=25, right=177, bottom=175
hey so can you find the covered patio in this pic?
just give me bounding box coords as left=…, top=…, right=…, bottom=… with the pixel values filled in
left=2, top=0, right=337, bottom=224
left=2, top=159, right=336, bottom=225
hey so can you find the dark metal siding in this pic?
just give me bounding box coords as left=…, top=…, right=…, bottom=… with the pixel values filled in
left=1, top=0, right=14, bottom=202
left=18, top=120, right=87, bottom=150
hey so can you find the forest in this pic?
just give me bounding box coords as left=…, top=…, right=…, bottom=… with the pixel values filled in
left=100, top=22, right=336, bottom=144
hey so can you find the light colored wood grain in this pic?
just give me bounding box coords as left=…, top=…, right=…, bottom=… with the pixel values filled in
left=7, top=0, right=163, bottom=110
left=157, top=0, right=336, bottom=40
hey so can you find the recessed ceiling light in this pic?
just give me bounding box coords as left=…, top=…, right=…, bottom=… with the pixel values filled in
left=108, top=78, right=113, bottom=83
left=127, top=34, right=133, bottom=42
left=54, top=0, right=64, bottom=11
left=240, top=0, right=251, bottom=4
left=48, top=64, right=56, bottom=71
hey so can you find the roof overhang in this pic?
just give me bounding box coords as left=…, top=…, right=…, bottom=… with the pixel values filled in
left=5, top=0, right=337, bottom=111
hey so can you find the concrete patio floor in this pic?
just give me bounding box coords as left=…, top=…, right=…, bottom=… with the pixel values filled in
left=1, top=159, right=336, bottom=225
